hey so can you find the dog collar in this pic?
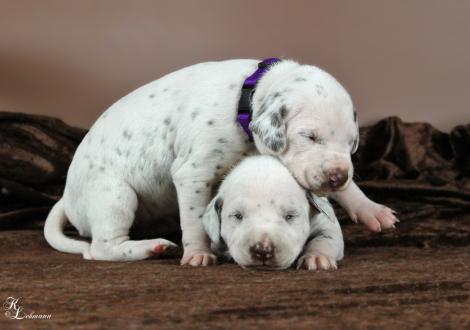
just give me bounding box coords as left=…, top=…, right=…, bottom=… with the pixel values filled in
left=237, top=58, right=282, bottom=140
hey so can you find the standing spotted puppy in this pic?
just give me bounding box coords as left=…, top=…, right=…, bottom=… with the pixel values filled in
left=44, top=59, right=398, bottom=265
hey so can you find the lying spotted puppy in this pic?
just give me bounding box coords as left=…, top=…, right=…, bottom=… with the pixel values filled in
left=202, top=155, right=343, bottom=270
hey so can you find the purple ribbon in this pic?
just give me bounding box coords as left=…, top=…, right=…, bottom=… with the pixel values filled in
left=237, top=58, right=281, bottom=139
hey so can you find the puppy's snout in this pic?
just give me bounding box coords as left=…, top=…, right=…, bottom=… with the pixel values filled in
left=250, top=240, right=275, bottom=261
left=328, top=168, right=348, bottom=189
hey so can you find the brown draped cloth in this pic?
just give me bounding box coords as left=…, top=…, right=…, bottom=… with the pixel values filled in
left=1, top=111, right=468, bottom=233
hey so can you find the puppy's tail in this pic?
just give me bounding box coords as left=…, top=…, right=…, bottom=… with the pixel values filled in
left=44, top=199, right=91, bottom=258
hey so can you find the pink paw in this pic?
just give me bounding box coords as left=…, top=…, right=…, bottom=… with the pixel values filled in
left=353, top=202, right=399, bottom=232
left=180, top=249, right=217, bottom=267
left=297, top=254, right=338, bottom=271
left=148, top=243, right=177, bottom=258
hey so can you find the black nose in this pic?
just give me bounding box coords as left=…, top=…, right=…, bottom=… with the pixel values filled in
left=328, top=169, right=348, bottom=189
left=250, top=241, right=275, bottom=261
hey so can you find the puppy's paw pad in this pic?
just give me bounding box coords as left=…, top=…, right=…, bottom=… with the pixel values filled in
left=354, top=202, right=399, bottom=232
left=83, top=248, right=94, bottom=260
left=181, top=250, right=217, bottom=267
left=297, top=254, right=337, bottom=271
left=375, top=206, right=399, bottom=230
left=148, top=242, right=178, bottom=258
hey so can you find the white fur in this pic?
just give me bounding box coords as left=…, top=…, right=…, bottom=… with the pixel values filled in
left=202, top=155, right=343, bottom=270
left=43, top=59, right=397, bottom=265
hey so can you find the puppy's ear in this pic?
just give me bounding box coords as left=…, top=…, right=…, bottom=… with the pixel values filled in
left=306, top=191, right=336, bottom=223
left=249, top=98, right=288, bottom=155
left=351, top=108, right=359, bottom=154
left=201, top=195, right=224, bottom=250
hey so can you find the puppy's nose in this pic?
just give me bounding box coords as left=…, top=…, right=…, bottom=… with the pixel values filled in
left=250, top=240, right=275, bottom=261
left=328, top=169, right=348, bottom=189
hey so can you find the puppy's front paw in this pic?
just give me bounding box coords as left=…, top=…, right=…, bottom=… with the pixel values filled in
left=353, top=202, right=399, bottom=232
left=181, top=249, right=217, bottom=267
left=297, top=254, right=338, bottom=271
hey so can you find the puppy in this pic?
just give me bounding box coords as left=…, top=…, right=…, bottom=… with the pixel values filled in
left=202, top=155, right=343, bottom=270
left=44, top=59, right=396, bottom=265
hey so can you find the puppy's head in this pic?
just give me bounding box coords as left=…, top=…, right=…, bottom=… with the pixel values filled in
left=249, top=61, right=359, bottom=196
left=202, top=156, right=312, bottom=269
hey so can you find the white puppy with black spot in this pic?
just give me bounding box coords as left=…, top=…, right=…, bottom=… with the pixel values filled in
left=202, top=155, right=343, bottom=270
left=44, top=59, right=397, bottom=265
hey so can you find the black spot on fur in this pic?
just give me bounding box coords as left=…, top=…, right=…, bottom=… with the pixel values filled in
left=217, top=138, right=227, bottom=143
left=149, top=93, right=155, bottom=99
left=268, top=139, right=285, bottom=153
left=191, top=111, right=199, bottom=119
left=163, top=117, right=171, bottom=125
left=280, top=106, right=288, bottom=118
left=207, top=120, right=214, bottom=126
left=99, top=166, right=105, bottom=172
left=275, top=132, right=284, bottom=139
left=191, top=162, right=197, bottom=168
left=195, top=190, right=201, bottom=194
left=162, top=88, right=169, bottom=92
left=271, top=114, right=282, bottom=128
left=122, top=129, right=132, bottom=140
left=216, top=165, right=222, bottom=170
left=189, top=206, right=194, bottom=210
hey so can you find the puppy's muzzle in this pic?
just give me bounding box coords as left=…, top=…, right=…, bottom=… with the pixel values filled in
left=328, top=168, right=348, bottom=189
left=250, top=240, right=275, bottom=261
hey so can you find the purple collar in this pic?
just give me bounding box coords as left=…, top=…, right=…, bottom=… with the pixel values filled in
left=237, top=58, right=282, bottom=140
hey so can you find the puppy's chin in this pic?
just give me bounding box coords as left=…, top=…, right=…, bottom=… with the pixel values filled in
left=234, top=256, right=293, bottom=271
left=306, top=178, right=353, bottom=196
left=239, top=262, right=291, bottom=271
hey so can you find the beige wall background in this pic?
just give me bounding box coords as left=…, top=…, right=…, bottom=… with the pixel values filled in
left=1, top=0, right=469, bottom=131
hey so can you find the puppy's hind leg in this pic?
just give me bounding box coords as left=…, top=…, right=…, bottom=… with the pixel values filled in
left=85, top=180, right=177, bottom=261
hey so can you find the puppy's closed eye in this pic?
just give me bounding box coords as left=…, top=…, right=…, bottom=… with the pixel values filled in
left=300, top=131, right=321, bottom=144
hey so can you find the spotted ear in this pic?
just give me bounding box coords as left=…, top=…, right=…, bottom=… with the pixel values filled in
left=249, top=98, right=287, bottom=155
left=351, top=108, right=360, bottom=154
left=201, top=195, right=225, bottom=252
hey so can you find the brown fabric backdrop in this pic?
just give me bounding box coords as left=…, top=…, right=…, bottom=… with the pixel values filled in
left=0, top=111, right=469, bottom=230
